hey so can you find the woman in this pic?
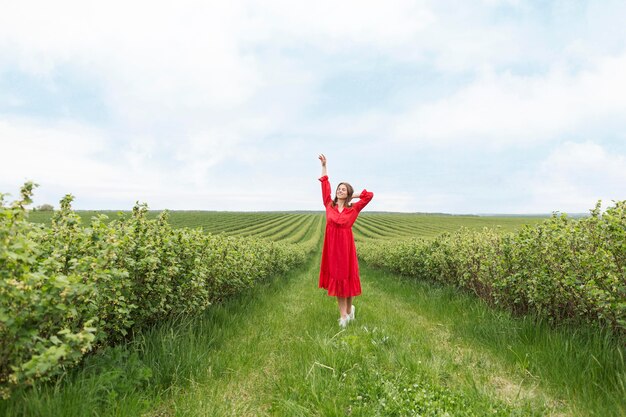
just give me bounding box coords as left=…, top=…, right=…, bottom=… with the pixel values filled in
left=318, top=154, right=374, bottom=328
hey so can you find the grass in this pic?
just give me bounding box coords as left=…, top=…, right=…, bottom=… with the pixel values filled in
left=3, top=245, right=624, bottom=416
left=363, top=267, right=626, bottom=417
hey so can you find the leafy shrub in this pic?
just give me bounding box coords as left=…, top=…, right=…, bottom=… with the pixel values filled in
left=359, top=201, right=626, bottom=338
left=0, top=183, right=306, bottom=398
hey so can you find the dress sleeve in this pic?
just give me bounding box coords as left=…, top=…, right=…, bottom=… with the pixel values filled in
left=353, top=189, right=374, bottom=213
left=319, top=175, right=332, bottom=207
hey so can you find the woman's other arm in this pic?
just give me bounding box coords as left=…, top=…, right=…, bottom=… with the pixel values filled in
left=352, top=189, right=374, bottom=212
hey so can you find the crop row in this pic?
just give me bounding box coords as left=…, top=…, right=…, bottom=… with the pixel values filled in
left=0, top=184, right=309, bottom=398
left=358, top=201, right=626, bottom=338
left=28, top=210, right=325, bottom=243
left=231, top=213, right=305, bottom=238
left=280, top=215, right=324, bottom=244
left=28, top=210, right=542, bottom=245
left=353, top=213, right=545, bottom=242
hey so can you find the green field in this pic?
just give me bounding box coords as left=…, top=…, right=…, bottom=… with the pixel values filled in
left=27, top=210, right=545, bottom=242
left=4, top=210, right=625, bottom=417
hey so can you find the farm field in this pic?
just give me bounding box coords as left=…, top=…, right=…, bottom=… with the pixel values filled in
left=3, top=210, right=625, bottom=416
left=27, top=210, right=546, bottom=241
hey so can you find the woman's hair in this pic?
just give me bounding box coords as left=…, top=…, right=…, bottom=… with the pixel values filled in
left=332, top=182, right=354, bottom=207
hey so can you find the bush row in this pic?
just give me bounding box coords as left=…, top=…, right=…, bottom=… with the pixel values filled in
left=0, top=183, right=306, bottom=398
left=358, top=201, right=626, bottom=338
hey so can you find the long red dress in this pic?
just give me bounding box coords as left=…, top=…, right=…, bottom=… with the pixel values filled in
left=318, top=175, right=374, bottom=297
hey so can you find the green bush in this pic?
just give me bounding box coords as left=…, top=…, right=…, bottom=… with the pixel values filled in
left=359, top=201, right=626, bottom=338
left=0, top=183, right=306, bottom=398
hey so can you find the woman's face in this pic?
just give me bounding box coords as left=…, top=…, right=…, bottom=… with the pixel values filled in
left=336, top=184, right=348, bottom=199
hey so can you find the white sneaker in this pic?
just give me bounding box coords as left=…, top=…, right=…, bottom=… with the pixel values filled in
left=338, top=316, right=349, bottom=328
left=349, top=305, right=355, bottom=321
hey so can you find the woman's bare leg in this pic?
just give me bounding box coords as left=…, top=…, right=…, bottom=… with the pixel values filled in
left=346, top=297, right=353, bottom=316
left=337, top=297, right=348, bottom=318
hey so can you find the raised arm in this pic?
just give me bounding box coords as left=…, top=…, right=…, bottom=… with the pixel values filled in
left=318, top=154, right=332, bottom=206
left=319, top=154, right=327, bottom=177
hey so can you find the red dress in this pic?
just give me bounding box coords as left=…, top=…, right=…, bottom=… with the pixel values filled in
left=318, top=175, right=374, bottom=297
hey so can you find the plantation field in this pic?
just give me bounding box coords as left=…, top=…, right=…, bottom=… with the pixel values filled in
left=354, top=213, right=546, bottom=242
left=27, top=210, right=546, bottom=242
left=4, top=198, right=625, bottom=417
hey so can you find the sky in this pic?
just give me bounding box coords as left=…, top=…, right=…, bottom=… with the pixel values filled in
left=1, top=0, right=625, bottom=214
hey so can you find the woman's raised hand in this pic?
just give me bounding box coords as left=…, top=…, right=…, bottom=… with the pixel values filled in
left=319, top=154, right=327, bottom=167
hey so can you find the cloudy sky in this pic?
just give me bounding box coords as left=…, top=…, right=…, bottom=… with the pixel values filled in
left=1, top=0, right=625, bottom=214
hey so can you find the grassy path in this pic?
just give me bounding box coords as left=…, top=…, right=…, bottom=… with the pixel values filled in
left=4, top=249, right=624, bottom=416
left=138, top=253, right=577, bottom=416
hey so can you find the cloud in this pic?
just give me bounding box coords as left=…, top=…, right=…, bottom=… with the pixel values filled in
left=0, top=117, right=111, bottom=184
left=2, top=1, right=625, bottom=214
left=373, top=191, right=465, bottom=213
left=0, top=115, right=321, bottom=210
left=521, top=141, right=626, bottom=213
left=0, top=118, right=130, bottom=208
left=245, top=0, right=435, bottom=49
left=392, top=53, right=626, bottom=147
left=0, top=2, right=263, bottom=126
left=0, top=117, right=239, bottom=207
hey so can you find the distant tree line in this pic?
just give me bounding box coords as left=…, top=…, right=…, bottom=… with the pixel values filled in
left=32, top=204, right=54, bottom=211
